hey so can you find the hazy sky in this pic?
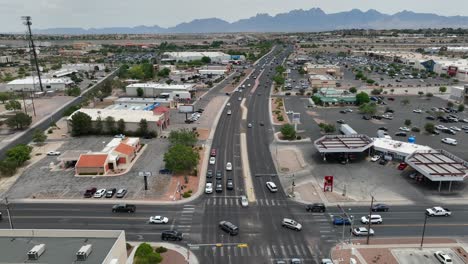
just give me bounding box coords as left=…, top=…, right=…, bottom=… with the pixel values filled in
left=1, top=0, right=467, bottom=31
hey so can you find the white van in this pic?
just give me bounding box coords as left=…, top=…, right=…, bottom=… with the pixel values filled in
left=266, top=181, right=278, bottom=193
left=441, top=138, right=457, bottom=146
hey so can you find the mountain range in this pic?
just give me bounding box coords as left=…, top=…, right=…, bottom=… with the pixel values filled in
left=33, top=8, right=468, bottom=34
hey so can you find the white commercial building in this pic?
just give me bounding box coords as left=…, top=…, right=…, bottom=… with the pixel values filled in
left=62, top=63, right=105, bottom=71
left=67, top=108, right=167, bottom=133
left=5, top=77, right=74, bottom=92
left=162, top=51, right=233, bottom=63
left=372, top=138, right=432, bottom=160
left=126, top=83, right=195, bottom=98
left=308, top=74, right=336, bottom=88
left=0, top=55, right=13, bottom=64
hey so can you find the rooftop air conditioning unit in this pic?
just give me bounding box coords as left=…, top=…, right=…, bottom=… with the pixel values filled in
left=27, top=244, right=46, bottom=260
left=76, top=244, right=93, bottom=261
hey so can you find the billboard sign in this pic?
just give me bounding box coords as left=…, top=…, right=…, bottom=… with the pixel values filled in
left=179, top=104, right=194, bottom=113
left=324, top=175, right=333, bottom=192
left=292, top=113, right=300, bottom=124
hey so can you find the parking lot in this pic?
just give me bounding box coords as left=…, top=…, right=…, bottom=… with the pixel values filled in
left=4, top=136, right=171, bottom=200
left=392, top=248, right=464, bottom=264
left=311, top=95, right=468, bottom=160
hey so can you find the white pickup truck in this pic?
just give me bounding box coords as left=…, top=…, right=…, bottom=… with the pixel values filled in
left=426, top=206, right=451, bottom=216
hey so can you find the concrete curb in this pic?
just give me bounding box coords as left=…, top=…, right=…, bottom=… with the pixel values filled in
left=127, top=242, right=199, bottom=264
left=272, top=132, right=311, bottom=143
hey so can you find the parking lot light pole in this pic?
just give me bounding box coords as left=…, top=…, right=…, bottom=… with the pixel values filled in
left=366, top=196, right=374, bottom=245
left=420, top=213, right=429, bottom=249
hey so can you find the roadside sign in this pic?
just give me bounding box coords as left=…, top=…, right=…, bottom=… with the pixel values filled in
left=292, top=112, right=300, bottom=124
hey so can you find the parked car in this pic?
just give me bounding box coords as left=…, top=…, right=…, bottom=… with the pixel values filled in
left=442, top=138, right=458, bottom=145
left=399, top=127, right=410, bottom=132
left=398, top=163, right=408, bottom=170
left=306, top=203, right=326, bottom=212
left=219, top=221, right=239, bottom=235
left=159, top=168, right=172, bottom=174
left=450, top=126, right=461, bottom=131
left=266, top=181, right=278, bottom=193
left=161, top=230, right=182, bottom=241
left=352, top=227, right=375, bottom=236
left=337, top=119, right=345, bottom=124
left=434, top=251, right=452, bottom=264
left=413, top=109, right=422, bottom=113
left=395, top=132, right=407, bottom=137
left=372, top=204, right=389, bottom=212
left=248, top=123, right=253, bottom=128
left=426, top=116, right=436, bottom=120
left=149, top=216, right=169, bottom=224
left=210, top=149, right=217, bottom=157
left=84, top=188, right=97, bottom=198
left=209, top=157, right=216, bottom=165
left=371, top=155, right=381, bottom=162
left=47, top=151, right=61, bottom=156
left=281, top=218, right=302, bottom=231
left=94, top=189, right=106, bottom=198
left=105, top=188, right=117, bottom=198
left=115, top=188, right=127, bottom=198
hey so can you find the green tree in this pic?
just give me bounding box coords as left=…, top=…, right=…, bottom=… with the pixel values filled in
left=447, top=101, right=454, bottom=108
left=404, top=119, right=412, bottom=126
left=359, top=102, right=377, bottom=115
left=401, top=98, right=410, bottom=105
left=349, top=87, right=357, bottom=93
left=426, top=92, right=433, bottom=99
left=418, top=91, right=424, bottom=96
left=5, top=100, right=21, bottom=111
left=319, top=123, right=336, bottom=133
left=32, top=129, right=47, bottom=144
left=439, top=86, right=447, bottom=93
left=138, top=119, right=149, bottom=137
left=134, top=243, right=163, bottom=264
left=117, top=118, right=126, bottom=134
left=355, top=92, right=370, bottom=105
left=370, top=88, right=382, bottom=95
left=137, top=87, right=144, bottom=97
left=95, top=116, right=103, bottom=134
left=6, top=144, right=32, bottom=166
left=157, top=68, right=171, bottom=78
left=280, top=124, right=296, bottom=140
left=141, top=62, right=155, bottom=80
left=164, top=144, right=199, bottom=173
left=390, top=88, right=395, bottom=94
left=6, top=112, right=32, bottom=130
left=169, top=129, right=197, bottom=147
left=425, top=122, right=435, bottom=134
left=458, top=104, right=465, bottom=112
left=128, top=65, right=145, bottom=79
left=0, top=92, right=10, bottom=103
left=105, top=116, right=116, bottom=134
left=0, top=159, right=18, bottom=176
left=273, top=75, right=285, bottom=85
left=117, top=64, right=129, bottom=78
left=275, top=66, right=286, bottom=74
left=70, top=111, right=93, bottom=136
left=201, top=56, right=211, bottom=64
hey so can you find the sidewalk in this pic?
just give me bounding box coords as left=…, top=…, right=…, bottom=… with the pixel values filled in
left=127, top=242, right=198, bottom=264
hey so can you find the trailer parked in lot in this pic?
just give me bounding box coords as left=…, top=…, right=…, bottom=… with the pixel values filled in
left=340, top=124, right=357, bottom=136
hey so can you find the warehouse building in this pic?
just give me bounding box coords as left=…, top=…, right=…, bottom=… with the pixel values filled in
left=126, top=83, right=195, bottom=99
left=0, top=229, right=127, bottom=264
left=303, top=63, right=342, bottom=79
left=67, top=108, right=168, bottom=134
left=5, top=77, right=74, bottom=92
left=162, top=51, right=244, bottom=64
left=313, top=88, right=356, bottom=105
left=308, top=74, right=336, bottom=88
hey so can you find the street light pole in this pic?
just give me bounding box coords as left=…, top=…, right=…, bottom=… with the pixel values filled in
left=420, top=213, right=429, bottom=249
left=4, top=197, right=14, bottom=229
left=291, top=174, right=295, bottom=197
left=366, top=196, right=374, bottom=245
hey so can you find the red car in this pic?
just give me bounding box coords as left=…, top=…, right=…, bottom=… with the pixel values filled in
left=398, top=163, right=408, bottom=170
left=210, top=149, right=217, bottom=157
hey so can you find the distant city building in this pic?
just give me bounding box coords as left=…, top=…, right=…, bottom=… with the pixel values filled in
left=62, top=63, right=105, bottom=71
left=303, top=63, right=342, bottom=79
left=162, top=51, right=244, bottom=64
left=0, top=55, right=13, bottom=64
left=126, top=83, right=195, bottom=99
left=0, top=229, right=127, bottom=264
left=5, top=77, right=74, bottom=92
left=308, top=74, right=336, bottom=88
left=313, top=88, right=356, bottom=105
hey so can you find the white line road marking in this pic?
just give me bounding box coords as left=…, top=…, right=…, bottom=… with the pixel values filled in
left=266, top=246, right=271, bottom=256
left=287, top=245, right=293, bottom=255
left=320, top=230, right=331, bottom=233
left=220, top=246, right=224, bottom=257
left=265, top=199, right=269, bottom=206
left=294, top=245, right=301, bottom=255
left=271, top=200, right=276, bottom=206
left=280, top=245, right=287, bottom=256
left=272, top=245, right=278, bottom=256
left=260, top=246, right=265, bottom=256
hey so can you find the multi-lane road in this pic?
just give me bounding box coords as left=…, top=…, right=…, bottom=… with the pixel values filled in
left=2, top=46, right=468, bottom=264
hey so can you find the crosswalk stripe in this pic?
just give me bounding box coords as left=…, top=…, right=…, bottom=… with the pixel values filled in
left=266, top=246, right=271, bottom=256
left=294, top=245, right=301, bottom=255
left=220, top=246, right=224, bottom=257
left=252, top=245, right=257, bottom=256
left=213, top=198, right=217, bottom=205
left=265, top=199, right=269, bottom=206
left=246, top=246, right=251, bottom=256
left=287, top=245, right=293, bottom=255
left=234, top=246, right=238, bottom=257
left=280, top=245, right=287, bottom=256
left=212, top=246, right=216, bottom=256
left=260, top=246, right=265, bottom=256
left=300, top=245, right=308, bottom=256
left=236, top=199, right=239, bottom=206
left=240, top=247, right=245, bottom=256
left=271, top=200, right=275, bottom=206
left=230, top=199, right=233, bottom=206
left=272, top=245, right=278, bottom=256
left=225, top=198, right=228, bottom=204
left=307, top=246, right=314, bottom=255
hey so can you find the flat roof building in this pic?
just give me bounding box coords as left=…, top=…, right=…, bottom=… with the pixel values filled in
left=313, top=88, right=356, bottom=105
left=5, top=77, right=74, bottom=92
left=0, top=229, right=127, bottom=264
left=314, top=134, right=374, bottom=154
left=309, top=74, right=337, bottom=88
left=373, top=138, right=433, bottom=160
left=125, top=83, right=195, bottom=98
left=303, top=63, right=342, bottom=78
left=162, top=51, right=233, bottom=63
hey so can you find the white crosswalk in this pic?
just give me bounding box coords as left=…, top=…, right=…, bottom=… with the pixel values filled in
left=175, top=204, right=195, bottom=235
left=205, top=197, right=289, bottom=207
left=199, top=243, right=316, bottom=259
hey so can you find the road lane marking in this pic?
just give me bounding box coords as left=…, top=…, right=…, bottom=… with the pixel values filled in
left=280, top=245, right=287, bottom=256
left=266, top=246, right=271, bottom=256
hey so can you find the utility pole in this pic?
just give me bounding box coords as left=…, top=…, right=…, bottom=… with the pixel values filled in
left=4, top=197, right=14, bottom=229
left=366, top=196, right=374, bottom=245
left=420, top=213, right=429, bottom=249
left=22, top=16, right=43, bottom=92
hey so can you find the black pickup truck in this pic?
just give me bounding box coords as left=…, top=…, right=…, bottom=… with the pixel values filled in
left=112, top=204, right=136, bottom=213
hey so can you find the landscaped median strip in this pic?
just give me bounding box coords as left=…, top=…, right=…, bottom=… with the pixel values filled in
left=240, top=133, right=256, bottom=203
